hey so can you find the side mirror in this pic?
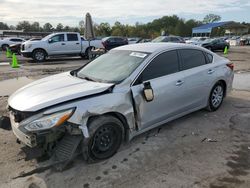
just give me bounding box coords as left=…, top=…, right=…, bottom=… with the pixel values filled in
left=143, top=82, right=154, bottom=102
left=48, top=39, right=52, bottom=43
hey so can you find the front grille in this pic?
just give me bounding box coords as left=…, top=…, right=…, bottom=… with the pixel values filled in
left=9, top=106, right=34, bottom=123
left=21, top=44, right=25, bottom=51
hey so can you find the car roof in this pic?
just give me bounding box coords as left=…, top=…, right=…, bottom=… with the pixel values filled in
left=113, top=42, right=205, bottom=53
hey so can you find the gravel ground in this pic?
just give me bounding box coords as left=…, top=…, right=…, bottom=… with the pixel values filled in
left=0, top=47, right=250, bottom=188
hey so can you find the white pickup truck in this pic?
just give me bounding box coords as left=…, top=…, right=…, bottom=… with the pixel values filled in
left=21, top=32, right=103, bottom=61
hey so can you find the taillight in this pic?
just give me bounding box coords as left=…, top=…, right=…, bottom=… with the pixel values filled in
left=226, top=63, right=234, bottom=71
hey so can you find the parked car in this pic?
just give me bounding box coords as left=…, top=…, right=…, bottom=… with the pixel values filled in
left=8, top=43, right=234, bottom=163
left=226, top=36, right=241, bottom=46
left=102, top=36, right=128, bottom=50
left=201, top=38, right=230, bottom=51
left=9, top=38, right=41, bottom=55
left=240, top=35, right=250, bottom=45
left=137, top=38, right=151, bottom=43
left=21, top=32, right=104, bottom=61
left=152, top=36, right=185, bottom=43
left=128, top=37, right=141, bottom=44
left=185, top=37, right=208, bottom=45
left=0, top=37, right=25, bottom=50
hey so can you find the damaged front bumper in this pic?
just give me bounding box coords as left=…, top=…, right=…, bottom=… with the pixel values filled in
left=10, top=113, right=37, bottom=147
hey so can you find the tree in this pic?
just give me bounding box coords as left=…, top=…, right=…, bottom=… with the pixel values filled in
left=16, top=21, right=31, bottom=31
left=79, top=20, right=84, bottom=34
left=56, top=23, right=64, bottom=31
left=203, top=14, right=221, bottom=24
left=97, top=22, right=111, bottom=36
left=43, top=23, right=53, bottom=32
left=0, top=22, right=9, bottom=30
left=31, top=22, right=40, bottom=31
left=63, top=25, right=70, bottom=31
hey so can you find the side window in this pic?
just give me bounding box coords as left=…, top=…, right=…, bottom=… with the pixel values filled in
left=163, top=37, right=170, bottom=42
left=50, top=34, right=64, bottom=43
left=141, top=50, right=179, bottom=81
left=179, top=49, right=206, bottom=70
left=115, top=38, right=123, bottom=42
left=10, top=38, right=22, bottom=42
left=205, top=53, right=213, bottom=63
left=108, top=38, right=115, bottom=42
left=67, top=34, right=78, bottom=41
left=170, top=37, right=179, bottom=42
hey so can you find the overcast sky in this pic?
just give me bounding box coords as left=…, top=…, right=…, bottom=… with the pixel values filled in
left=1, top=0, right=250, bottom=27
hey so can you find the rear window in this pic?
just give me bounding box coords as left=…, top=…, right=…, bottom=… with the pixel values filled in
left=205, top=53, right=213, bottom=63
left=179, top=49, right=206, bottom=70
left=67, top=34, right=78, bottom=41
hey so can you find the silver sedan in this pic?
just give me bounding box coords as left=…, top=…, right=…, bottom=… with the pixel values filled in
left=8, top=43, right=234, bottom=162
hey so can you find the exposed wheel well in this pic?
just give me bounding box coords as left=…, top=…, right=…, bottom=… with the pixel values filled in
left=87, top=112, right=130, bottom=142
left=216, top=80, right=227, bottom=97
left=1, top=44, right=9, bottom=49
left=85, top=46, right=95, bottom=54
left=32, top=48, right=48, bottom=56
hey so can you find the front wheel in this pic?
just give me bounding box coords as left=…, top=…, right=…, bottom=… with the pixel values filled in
left=82, top=115, right=124, bottom=162
left=207, top=82, right=225, bottom=111
left=32, top=49, right=46, bottom=62
left=1, top=44, right=9, bottom=51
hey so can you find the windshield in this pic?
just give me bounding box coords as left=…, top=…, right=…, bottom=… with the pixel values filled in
left=203, top=39, right=213, bottom=43
left=42, top=33, right=55, bottom=41
left=77, top=50, right=149, bottom=83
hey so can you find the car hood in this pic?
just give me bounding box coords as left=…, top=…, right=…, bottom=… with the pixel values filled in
left=22, top=40, right=45, bottom=46
left=8, top=72, right=114, bottom=112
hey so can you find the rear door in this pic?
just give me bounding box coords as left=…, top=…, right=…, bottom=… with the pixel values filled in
left=178, top=49, right=215, bottom=109
left=65, top=33, right=81, bottom=54
left=47, top=34, right=67, bottom=55
left=131, top=50, right=187, bottom=130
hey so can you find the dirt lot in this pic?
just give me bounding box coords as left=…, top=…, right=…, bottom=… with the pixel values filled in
left=0, top=47, right=250, bottom=188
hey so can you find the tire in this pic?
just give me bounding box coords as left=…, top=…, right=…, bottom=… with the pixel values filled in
left=85, top=47, right=96, bottom=59
left=1, top=44, right=9, bottom=51
left=207, top=82, right=225, bottom=112
left=32, top=49, right=46, bottom=62
left=82, top=115, right=124, bottom=162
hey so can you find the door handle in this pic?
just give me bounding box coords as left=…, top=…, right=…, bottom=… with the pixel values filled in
left=208, top=69, right=215, bottom=74
left=176, top=80, right=184, bottom=86
left=76, top=42, right=79, bottom=45
left=61, top=43, right=66, bottom=45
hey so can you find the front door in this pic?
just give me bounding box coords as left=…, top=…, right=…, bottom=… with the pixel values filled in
left=47, top=34, right=67, bottom=55
left=131, top=50, right=187, bottom=130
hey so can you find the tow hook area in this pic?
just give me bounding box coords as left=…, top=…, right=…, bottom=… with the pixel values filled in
left=49, top=134, right=82, bottom=171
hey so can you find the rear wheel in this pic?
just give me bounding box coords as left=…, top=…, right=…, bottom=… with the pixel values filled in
left=85, top=47, right=96, bottom=59
left=207, top=82, right=225, bottom=111
left=82, top=115, right=124, bottom=162
left=32, top=49, right=46, bottom=62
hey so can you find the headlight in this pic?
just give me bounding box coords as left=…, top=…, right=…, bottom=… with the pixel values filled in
left=26, top=44, right=32, bottom=49
left=24, top=109, right=74, bottom=131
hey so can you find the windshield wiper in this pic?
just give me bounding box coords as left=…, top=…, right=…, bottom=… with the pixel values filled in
left=83, top=76, right=97, bottom=82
